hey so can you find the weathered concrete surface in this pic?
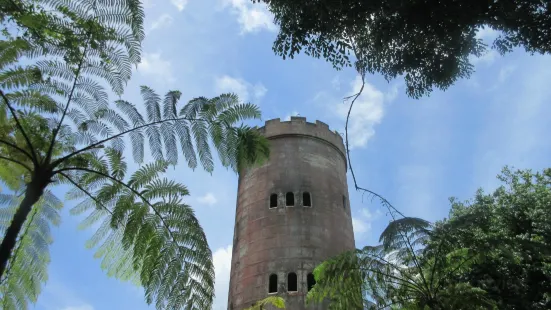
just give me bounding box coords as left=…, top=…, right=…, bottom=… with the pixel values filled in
left=227, top=117, right=356, bottom=310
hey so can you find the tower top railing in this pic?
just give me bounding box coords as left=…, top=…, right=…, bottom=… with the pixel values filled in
left=257, top=117, right=346, bottom=159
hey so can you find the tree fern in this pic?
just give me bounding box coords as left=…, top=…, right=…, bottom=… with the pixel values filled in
left=307, top=217, right=495, bottom=309
left=1, top=1, right=270, bottom=309
left=0, top=190, right=62, bottom=310
left=1, top=63, right=269, bottom=310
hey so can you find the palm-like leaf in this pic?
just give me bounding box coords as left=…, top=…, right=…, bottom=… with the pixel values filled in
left=0, top=1, right=270, bottom=309
left=61, top=157, right=214, bottom=309
left=0, top=191, right=62, bottom=310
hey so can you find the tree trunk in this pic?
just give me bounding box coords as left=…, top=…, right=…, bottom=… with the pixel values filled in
left=0, top=180, right=45, bottom=280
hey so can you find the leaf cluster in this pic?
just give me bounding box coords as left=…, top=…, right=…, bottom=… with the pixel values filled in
left=428, top=167, right=551, bottom=309
left=258, top=0, right=551, bottom=98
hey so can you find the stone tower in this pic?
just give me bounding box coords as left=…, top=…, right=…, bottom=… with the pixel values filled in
left=227, top=117, right=356, bottom=309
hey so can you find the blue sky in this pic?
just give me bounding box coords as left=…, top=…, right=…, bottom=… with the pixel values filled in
left=34, top=0, right=551, bottom=309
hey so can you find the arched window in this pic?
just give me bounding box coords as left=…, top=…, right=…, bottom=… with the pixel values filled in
left=287, top=272, right=297, bottom=291
left=286, top=192, right=294, bottom=206
left=307, top=273, right=316, bottom=291
left=270, top=194, right=278, bottom=208
left=303, top=192, right=311, bottom=207
left=269, top=274, right=278, bottom=293
left=342, top=195, right=347, bottom=209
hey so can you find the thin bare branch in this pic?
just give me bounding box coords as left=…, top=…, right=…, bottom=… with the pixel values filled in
left=343, top=35, right=432, bottom=298
left=0, top=139, right=33, bottom=161
left=45, top=35, right=91, bottom=164
left=0, top=155, right=32, bottom=172
left=58, top=172, right=114, bottom=217
left=0, top=90, right=38, bottom=165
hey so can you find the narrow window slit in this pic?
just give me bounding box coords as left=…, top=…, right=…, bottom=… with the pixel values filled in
left=307, top=273, right=316, bottom=291
left=270, top=194, right=278, bottom=208
left=287, top=272, right=297, bottom=291
left=303, top=192, right=311, bottom=207
left=269, top=274, right=278, bottom=293
left=286, top=192, right=294, bottom=206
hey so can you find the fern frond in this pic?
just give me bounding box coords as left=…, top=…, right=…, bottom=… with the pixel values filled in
left=0, top=66, right=42, bottom=90
left=63, top=160, right=215, bottom=309
left=141, top=86, right=162, bottom=122
left=173, top=120, right=197, bottom=169
left=379, top=217, right=431, bottom=251
left=0, top=190, right=62, bottom=310
left=6, top=90, right=59, bottom=114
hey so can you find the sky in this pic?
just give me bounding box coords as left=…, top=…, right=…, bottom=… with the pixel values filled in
left=33, top=0, right=551, bottom=310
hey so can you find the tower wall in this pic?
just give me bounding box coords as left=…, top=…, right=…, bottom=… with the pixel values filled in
left=228, top=117, right=356, bottom=309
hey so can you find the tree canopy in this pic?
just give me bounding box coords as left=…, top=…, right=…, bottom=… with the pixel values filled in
left=307, top=167, right=551, bottom=309
left=256, top=0, right=551, bottom=98
left=428, top=167, right=551, bottom=309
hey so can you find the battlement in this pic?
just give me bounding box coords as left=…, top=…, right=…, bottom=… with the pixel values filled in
left=257, top=117, right=346, bottom=156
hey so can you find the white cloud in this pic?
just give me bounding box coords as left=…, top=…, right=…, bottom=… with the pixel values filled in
left=62, top=305, right=95, bottom=310
left=360, top=207, right=382, bottom=220
left=171, top=0, right=189, bottom=11
left=335, top=76, right=389, bottom=149
left=352, top=217, right=371, bottom=235
left=214, top=75, right=267, bottom=103
left=488, top=64, right=517, bottom=91
left=476, top=26, right=499, bottom=41
left=197, top=192, right=218, bottom=206
left=471, top=27, right=500, bottom=65
left=148, top=14, right=173, bottom=33
left=137, top=52, right=176, bottom=84
left=222, top=0, right=277, bottom=33
left=352, top=207, right=381, bottom=237
left=252, top=83, right=268, bottom=100
left=471, top=49, right=499, bottom=65
left=212, top=245, right=233, bottom=310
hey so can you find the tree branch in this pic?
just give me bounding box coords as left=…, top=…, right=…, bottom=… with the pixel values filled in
left=0, top=155, right=32, bottom=172
left=54, top=166, right=177, bottom=248
left=344, top=36, right=431, bottom=299
left=58, top=172, right=114, bottom=217
left=0, top=139, right=33, bottom=162
left=45, top=34, right=90, bottom=164
left=0, top=90, right=38, bottom=165
left=50, top=117, right=208, bottom=168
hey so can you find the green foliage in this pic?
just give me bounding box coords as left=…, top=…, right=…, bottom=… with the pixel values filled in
left=63, top=158, right=214, bottom=309
left=257, top=0, right=551, bottom=98
left=309, top=167, right=551, bottom=309
left=1, top=82, right=268, bottom=309
left=244, top=296, right=286, bottom=310
left=0, top=190, right=62, bottom=310
left=1, top=0, right=143, bottom=71
left=307, top=216, right=496, bottom=309
left=428, top=167, right=551, bottom=309
left=0, top=1, right=270, bottom=309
